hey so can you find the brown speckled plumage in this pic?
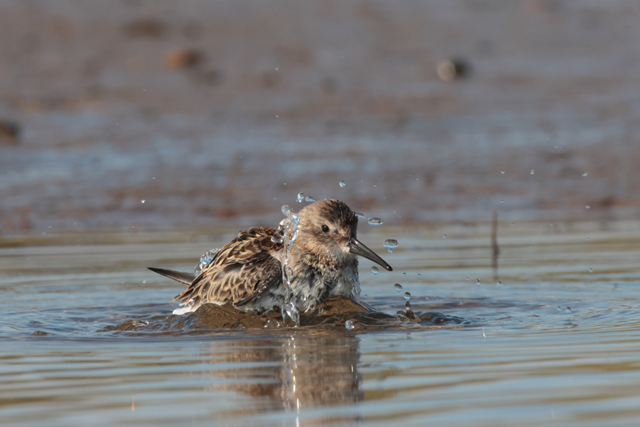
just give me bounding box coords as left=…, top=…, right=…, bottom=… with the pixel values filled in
left=149, top=199, right=392, bottom=314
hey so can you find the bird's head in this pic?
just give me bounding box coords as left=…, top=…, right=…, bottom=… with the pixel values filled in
left=294, top=199, right=392, bottom=271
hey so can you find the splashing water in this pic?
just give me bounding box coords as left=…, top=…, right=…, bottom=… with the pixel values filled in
left=368, top=217, right=384, bottom=226
left=345, top=319, right=355, bottom=330
left=276, top=205, right=301, bottom=325
left=194, top=249, right=220, bottom=276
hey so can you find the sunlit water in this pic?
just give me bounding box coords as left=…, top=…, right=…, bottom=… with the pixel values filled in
left=1, top=221, right=640, bottom=426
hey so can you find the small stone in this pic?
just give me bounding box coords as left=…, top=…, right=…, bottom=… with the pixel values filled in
left=164, top=49, right=203, bottom=69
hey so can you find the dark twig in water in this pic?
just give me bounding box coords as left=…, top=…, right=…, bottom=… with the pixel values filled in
left=491, top=211, right=500, bottom=282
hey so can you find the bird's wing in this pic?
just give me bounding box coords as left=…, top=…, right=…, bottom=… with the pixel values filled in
left=172, top=227, right=283, bottom=308
left=147, top=267, right=194, bottom=286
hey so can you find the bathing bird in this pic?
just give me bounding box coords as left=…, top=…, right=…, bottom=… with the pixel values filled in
left=148, top=199, right=392, bottom=314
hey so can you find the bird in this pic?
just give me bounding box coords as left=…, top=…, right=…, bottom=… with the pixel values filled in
left=148, top=199, right=393, bottom=315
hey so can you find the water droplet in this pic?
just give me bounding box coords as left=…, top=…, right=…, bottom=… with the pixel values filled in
left=497, top=280, right=503, bottom=287
left=530, top=169, right=535, bottom=175
left=339, top=180, right=346, bottom=187
left=565, top=307, right=572, bottom=314
left=589, top=268, right=593, bottom=273
left=417, top=273, right=421, bottom=277
left=403, top=292, right=411, bottom=301
left=556, top=306, right=562, bottom=311
left=281, top=205, right=292, bottom=216
left=586, top=237, right=590, bottom=241
left=296, top=192, right=305, bottom=202
left=152, top=177, right=156, bottom=179
left=371, top=266, right=379, bottom=275
left=585, top=205, right=590, bottom=209
left=352, top=281, right=361, bottom=296
left=582, top=172, right=588, bottom=177
left=271, top=234, right=284, bottom=244
left=284, top=302, right=300, bottom=325
left=394, top=283, right=403, bottom=292
left=383, top=239, right=398, bottom=250
left=476, top=279, right=481, bottom=285
left=368, top=217, right=384, bottom=226
left=354, top=212, right=366, bottom=219
left=305, top=196, right=317, bottom=203
left=141, top=199, right=145, bottom=204
left=465, top=277, right=470, bottom=281
left=501, top=171, right=505, bottom=174
left=187, top=299, right=195, bottom=308
left=275, top=115, right=279, bottom=118
left=442, top=235, right=447, bottom=239
left=318, top=307, right=324, bottom=314
left=345, top=319, right=355, bottom=330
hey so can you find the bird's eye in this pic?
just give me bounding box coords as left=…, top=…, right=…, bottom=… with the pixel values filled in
left=321, top=225, right=330, bottom=233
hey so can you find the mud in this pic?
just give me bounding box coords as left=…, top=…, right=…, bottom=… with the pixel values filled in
left=1, top=1, right=639, bottom=233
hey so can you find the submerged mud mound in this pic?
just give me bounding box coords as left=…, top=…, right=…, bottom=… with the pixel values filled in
left=103, top=296, right=470, bottom=335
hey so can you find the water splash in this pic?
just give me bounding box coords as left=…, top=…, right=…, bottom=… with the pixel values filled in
left=276, top=205, right=301, bottom=325
left=194, top=249, right=220, bottom=276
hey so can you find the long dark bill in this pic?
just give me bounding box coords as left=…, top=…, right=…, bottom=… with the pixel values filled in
left=349, top=237, right=393, bottom=271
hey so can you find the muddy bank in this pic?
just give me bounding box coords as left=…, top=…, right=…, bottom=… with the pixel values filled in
left=1, top=1, right=639, bottom=233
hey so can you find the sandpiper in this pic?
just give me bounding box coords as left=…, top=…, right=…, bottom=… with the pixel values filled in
left=149, top=199, right=392, bottom=315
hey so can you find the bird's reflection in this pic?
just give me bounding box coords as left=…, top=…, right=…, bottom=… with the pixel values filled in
left=202, top=332, right=363, bottom=424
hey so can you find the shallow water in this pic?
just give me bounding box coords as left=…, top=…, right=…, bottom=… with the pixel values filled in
left=2, top=221, right=640, bottom=426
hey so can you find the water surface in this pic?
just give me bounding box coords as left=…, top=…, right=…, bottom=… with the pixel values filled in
left=1, top=221, right=640, bottom=426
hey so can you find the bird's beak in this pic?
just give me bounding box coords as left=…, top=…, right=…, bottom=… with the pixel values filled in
left=349, top=237, right=393, bottom=271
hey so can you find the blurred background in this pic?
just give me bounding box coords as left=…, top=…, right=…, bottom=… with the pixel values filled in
left=1, top=0, right=639, bottom=234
